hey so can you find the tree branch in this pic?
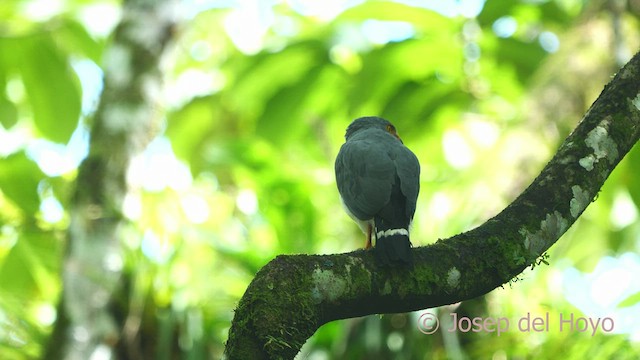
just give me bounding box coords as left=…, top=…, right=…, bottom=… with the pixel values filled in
left=224, top=51, right=640, bottom=359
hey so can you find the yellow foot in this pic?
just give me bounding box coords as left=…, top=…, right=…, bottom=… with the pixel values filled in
left=365, top=224, right=372, bottom=249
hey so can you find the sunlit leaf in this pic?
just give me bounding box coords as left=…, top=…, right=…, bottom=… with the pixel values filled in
left=0, top=66, right=18, bottom=129
left=19, top=35, right=81, bottom=144
left=0, top=95, right=18, bottom=129
left=350, top=38, right=462, bottom=115
left=52, top=18, right=104, bottom=62
left=617, top=291, right=640, bottom=309
left=166, top=95, right=217, bottom=172
left=258, top=66, right=325, bottom=144
left=381, top=78, right=467, bottom=133
left=0, top=231, right=61, bottom=300
left=0, top=151, right=44, bottom=215
left=336, top=1, right=451, bottom=32
left=225, top=41, right=325, bottom=120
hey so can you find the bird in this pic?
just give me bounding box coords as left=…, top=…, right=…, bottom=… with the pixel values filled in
left=335, top=116, right=420, bottom=265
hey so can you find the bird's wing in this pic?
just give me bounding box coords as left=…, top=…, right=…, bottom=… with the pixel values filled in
left=335, top=136, right=396, bottom=220
left=394, top=145, right=420, bottom=219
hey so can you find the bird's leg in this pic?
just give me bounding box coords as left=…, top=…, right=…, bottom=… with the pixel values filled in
left=365, top=224, right=372, bottom=249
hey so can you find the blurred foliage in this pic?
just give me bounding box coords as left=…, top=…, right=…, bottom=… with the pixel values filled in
left=1, top=0, right=640, bottom=358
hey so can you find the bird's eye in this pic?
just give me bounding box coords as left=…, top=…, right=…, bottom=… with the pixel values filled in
left=385, top=124, right=402, bottom=142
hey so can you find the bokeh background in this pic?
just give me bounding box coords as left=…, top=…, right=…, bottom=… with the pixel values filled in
left=2, top=0, right=640, bottom=358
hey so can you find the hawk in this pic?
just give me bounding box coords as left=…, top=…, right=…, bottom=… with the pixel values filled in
left=335, top=117, right=420, bottom=265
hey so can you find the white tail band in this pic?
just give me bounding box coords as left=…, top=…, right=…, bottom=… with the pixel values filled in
left=376, top=228, right=409, bottom=239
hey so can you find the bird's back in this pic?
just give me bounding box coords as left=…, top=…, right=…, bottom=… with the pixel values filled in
left=335, top=124, right=420, bottom=265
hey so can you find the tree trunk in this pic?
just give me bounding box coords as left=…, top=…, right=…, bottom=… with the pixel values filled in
left=44, top=1, right=177, bottom=358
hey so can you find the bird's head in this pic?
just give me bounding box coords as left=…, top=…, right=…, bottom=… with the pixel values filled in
left=344, top=116, right=403, bottom=143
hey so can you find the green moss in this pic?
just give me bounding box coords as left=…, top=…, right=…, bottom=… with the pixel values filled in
left=225, top=255, right=320, bottom=359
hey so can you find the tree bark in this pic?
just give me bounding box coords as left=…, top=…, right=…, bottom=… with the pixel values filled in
left=224, top=51, right=640, bottom=359
left=44, top=1, right=177, bottom=358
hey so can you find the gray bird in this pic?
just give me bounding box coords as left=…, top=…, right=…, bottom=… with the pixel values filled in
left=335, top=117, right=420, bottom=265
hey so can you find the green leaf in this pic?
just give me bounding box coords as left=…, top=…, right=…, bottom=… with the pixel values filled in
left=539, top=1, right=573, bottom=25
left=0, top=151, right=44, bottom=215
left=336, top=1, right=451, bottom=32
left=257, top=66, right=324, bottom=144
left=617, top=291, right=640, bottom=309
left=0, top=56, right=18, bottom=129
left=19, top=35, right=81, bottom=144
left=477, top=0, right=518, bottom=27
left=166, top=95, right=217, bottom=173
left=0, top=230, right=61, bottom=300
left=52, top=18, right=104, bottom=63
left=349, top=38, right=461, bottom=115
left=380, top=78, right=467, bottom=133
left=495, top=37, right=546, bottom=82
left=226, top=41, right=324, bottom=119
left=0, top=95, right=18, bottom=129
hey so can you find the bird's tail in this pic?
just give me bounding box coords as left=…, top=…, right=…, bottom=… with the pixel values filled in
left=373, top=219, right=413, bottom=265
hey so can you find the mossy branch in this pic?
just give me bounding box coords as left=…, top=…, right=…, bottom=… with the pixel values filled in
left=224, top=51, right=640, bottom=360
